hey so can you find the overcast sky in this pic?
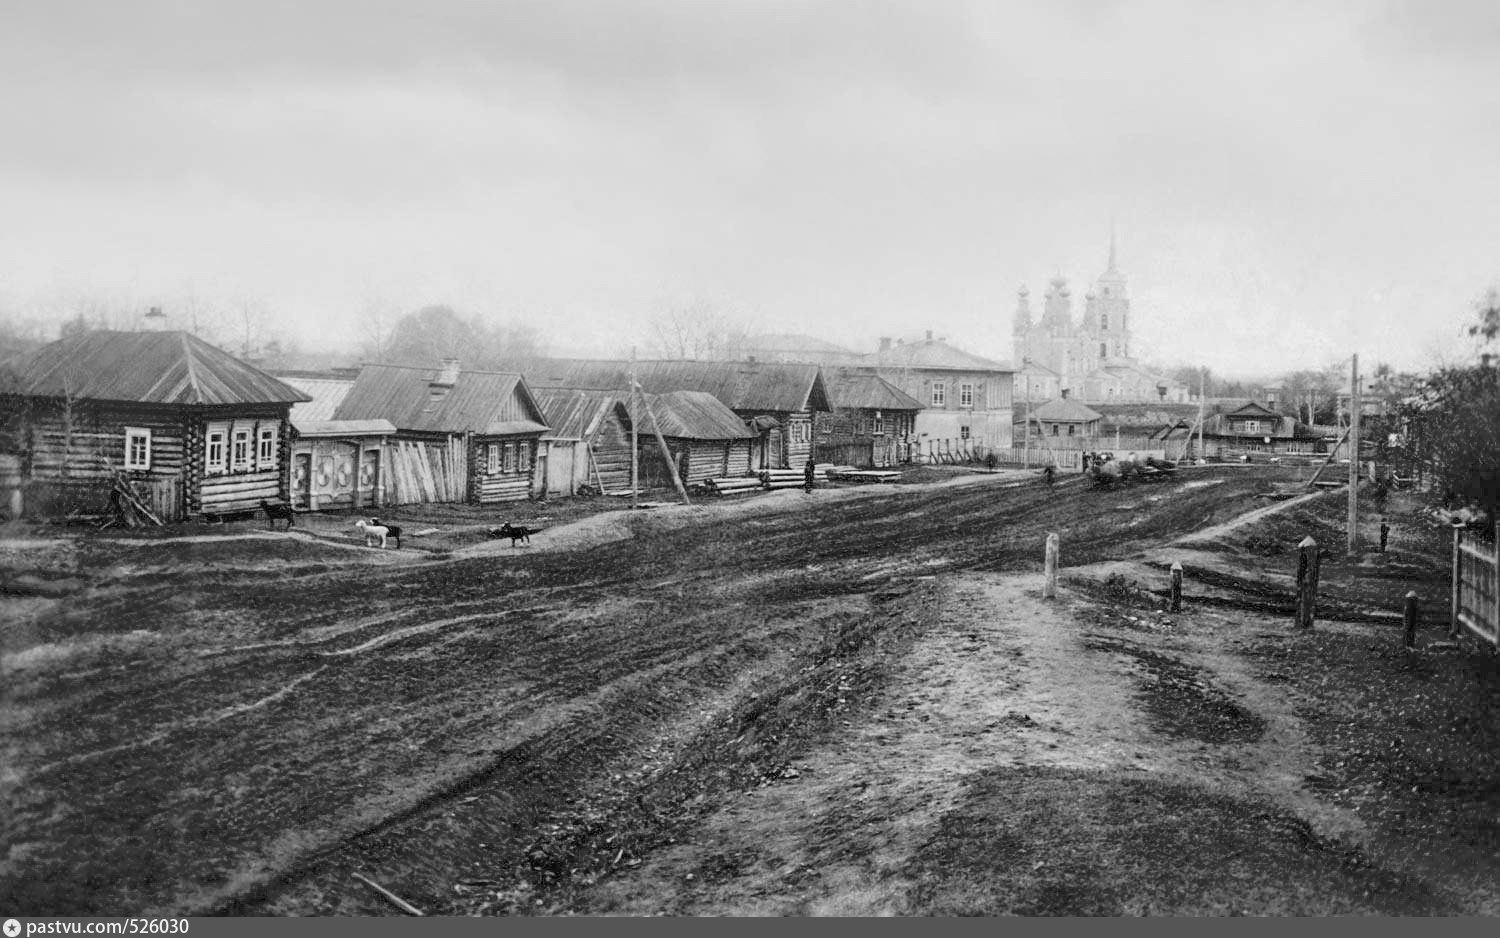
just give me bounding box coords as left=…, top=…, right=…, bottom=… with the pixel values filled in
left=3, top=0, right=1498, bottom=374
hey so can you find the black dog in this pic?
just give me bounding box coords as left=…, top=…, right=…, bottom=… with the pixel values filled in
left=368, top=518, right=402, bottom=549
left=490, top=522, right=534, bottom=546
left=261, top=499, right=296, bottom=531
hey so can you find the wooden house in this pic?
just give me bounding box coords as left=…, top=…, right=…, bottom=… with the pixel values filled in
left=0, top=330, right=310, bottom=521
left=532, top=385, right=756, bottom=494
left=1017, top=396, right=1105, bottom=443
left=279, top=375, right=395, bottom=512
left=330, top=360, right=549, bottom=505
left=1148, top=400, right=1320, bottom=460
left=519, top=358, right=831, bottom=471
left=816, top=370, right=923, bottom=467
left=630, top=390, right=757, bottom=488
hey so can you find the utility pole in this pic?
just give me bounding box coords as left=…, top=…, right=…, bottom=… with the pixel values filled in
left=1023, top=379, right=1031, bottom=468
left=1347, top=353, right=1360, bottom=554
left=1197, top=367, right=1205, bottom=461
left=630, top=346, right=639, bottom=510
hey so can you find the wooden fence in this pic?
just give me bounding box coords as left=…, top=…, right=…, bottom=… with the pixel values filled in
left=1453, top=528, right=1499, bottom=647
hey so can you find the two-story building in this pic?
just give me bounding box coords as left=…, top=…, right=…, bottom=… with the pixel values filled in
left=864, top=332, right=1015, bottom=451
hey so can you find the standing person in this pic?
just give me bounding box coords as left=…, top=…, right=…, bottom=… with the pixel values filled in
left=804, top=456, right=816, bottom=493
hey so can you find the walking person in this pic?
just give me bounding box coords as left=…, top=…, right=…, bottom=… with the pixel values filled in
left=804, top=456, right=816, bottom=493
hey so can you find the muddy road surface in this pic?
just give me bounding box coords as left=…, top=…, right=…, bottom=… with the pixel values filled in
left=2, top=467, right=1495, bottom=915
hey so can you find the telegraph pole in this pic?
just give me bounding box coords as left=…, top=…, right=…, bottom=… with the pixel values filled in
left=1196, top=368, right=1205, bottom=461
left=1023, top=379, right=1032, bottom=468
left=1347, top=353, right=1360, bottom=554
left=630, top=346, right=639, bottom=510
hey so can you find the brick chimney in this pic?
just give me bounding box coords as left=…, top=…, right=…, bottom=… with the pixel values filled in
left=879, top=336, right=892, bottom=353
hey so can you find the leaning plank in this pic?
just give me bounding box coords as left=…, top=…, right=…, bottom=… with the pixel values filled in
left=352, top=872, right=424, bottom=916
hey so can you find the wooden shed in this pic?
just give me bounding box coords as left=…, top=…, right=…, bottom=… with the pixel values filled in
left=519, top=358, right=831, bottom=471
left=531, top=386, right=755, bottom=495
left=331, top=361, right=550, bottom=505
left=0, top=330, right=310, bottom=521
left=278, top=375, right=395, bottom=512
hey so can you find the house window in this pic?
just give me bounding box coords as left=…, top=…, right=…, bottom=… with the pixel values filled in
left=257, top=425, right=277, bottom=467
left=124, top=427, right=151, bottom=470
left=931, top=382, right=946, bottom=406
left=959, top=383, right=974, bottom=407
left=1101, top=313, right=1108, bottom=330
left=232, top=428, right=252, bottom=470
left=872, top=415, right=885, bottom=435
left=1050, top=424, right=1059, bottom=436
left=206, top=427, right=226, bottom=473
left=1242, top=419, right=1262, bottom=434
left=487, top=443, right=500, bottom=474
left=504, top=442, right=516, bottom=473
left=518, top=441, right=532, bottom=473
left=1067, top=424, right=1076, bottom=436
left=960, top=425, right=970, bottom=440
left=1100, top=343, right=1107, bottom=359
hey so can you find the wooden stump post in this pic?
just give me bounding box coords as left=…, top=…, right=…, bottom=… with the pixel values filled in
left=1170, top=562, right=1183, bottom=612
left=1295, top=536, right=1321, bottom=628
left=1380, top=520, right=1390, bottom=553
left=1403, top=591, right=1419, bottom=649
left=1043, top=532, right=1059, bottom=599
left=1450, top=526, right=1461, bottom=639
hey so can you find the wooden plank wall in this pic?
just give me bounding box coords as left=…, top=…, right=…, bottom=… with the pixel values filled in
left=382, top=436, right=469, bottom=505
left=785, top=410, right=813, bottom=468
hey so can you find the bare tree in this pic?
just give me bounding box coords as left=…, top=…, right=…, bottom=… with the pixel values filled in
left=646, top=300, right=753, bottom=360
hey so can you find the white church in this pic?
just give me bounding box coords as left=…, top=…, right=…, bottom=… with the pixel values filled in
left=1012, top=235, right=1189, bottom=405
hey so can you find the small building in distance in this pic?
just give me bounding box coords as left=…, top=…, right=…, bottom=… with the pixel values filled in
left=0, top=329, right=309, bottom=521
left=1018, top=396, right=1104, bottom=442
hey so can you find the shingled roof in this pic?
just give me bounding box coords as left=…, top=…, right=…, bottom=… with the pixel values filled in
left=332, top=363, right=549, bottom=435
left=1029, top=398, right=1104, bottom=423
left=7, top=330, right=310, bottom=406
left=825, top=371, right=924, bottom=411
left=519, top=358, right=831, bottom=413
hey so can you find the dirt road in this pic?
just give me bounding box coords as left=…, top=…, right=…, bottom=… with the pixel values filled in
left=2, top=467, right=1495, bottom=915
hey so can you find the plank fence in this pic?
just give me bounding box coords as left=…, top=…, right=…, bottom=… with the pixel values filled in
left=1452, top=528, right=1499, bottom=647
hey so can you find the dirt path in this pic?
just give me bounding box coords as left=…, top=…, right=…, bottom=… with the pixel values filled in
left=578, top=569, right=1370, bottom=915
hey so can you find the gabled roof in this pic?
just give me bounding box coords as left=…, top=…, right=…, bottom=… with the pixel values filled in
left=519, top=357, right=832, bottom=413
left=1017, top=359, right=1060, bottom=376
left=865, top=337, right=1013, bottom=373
left=282, top=376, right=355, bottom=423
left=532, top=387, right=617, bottom=442
left=1223, top=401, right=1285, bottom=419
left=1029, top=398, right=1104, bottom=423
left=7, top=330, right=310, bottom=406
left=332, top=363, right=549, bottom=435
left=626, top=391, right=755, bottom=440
left=825, top=371, right=924, bottom=411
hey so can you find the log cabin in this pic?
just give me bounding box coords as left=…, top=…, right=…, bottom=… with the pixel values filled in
left=0, top=330, right=310, bottom=521
left=517, top=358, right=831, bottom=470
left=815, top=370, right=923, bottom=467
left=532, top=386, right=755, bottom=495
left=330, top=360, right=549, bottom=505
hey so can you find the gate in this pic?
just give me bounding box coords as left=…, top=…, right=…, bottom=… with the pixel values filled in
left=1452, top=528, right=1499, bottom=647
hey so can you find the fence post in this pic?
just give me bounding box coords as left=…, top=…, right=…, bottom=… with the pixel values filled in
left=1451, top=527, right=1461, bottom=639
left=1379, top=520, right=1389, bottom=553
left=1403, top=591, right=1419, bottom=649
left=1043, top=533, right=1059, bottom=599
left=1296, top=536, right=1320, bottom=628
left=1170, top=562, right=1183, bottom=613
